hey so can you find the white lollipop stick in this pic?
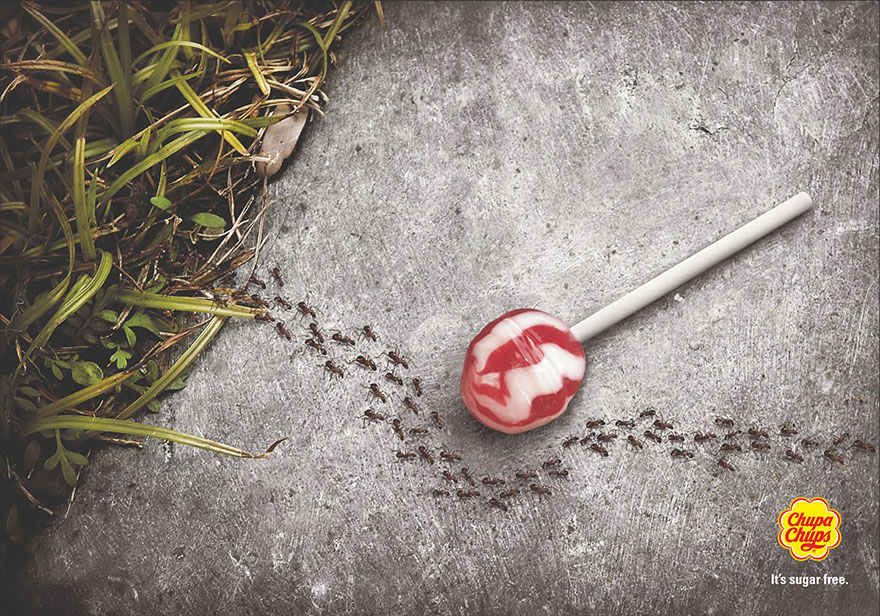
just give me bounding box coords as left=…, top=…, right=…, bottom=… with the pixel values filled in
left=571, top=192, right=813, bottom=343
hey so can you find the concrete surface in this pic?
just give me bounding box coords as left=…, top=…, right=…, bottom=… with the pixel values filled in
left=4, top=2, right=879, bottom=614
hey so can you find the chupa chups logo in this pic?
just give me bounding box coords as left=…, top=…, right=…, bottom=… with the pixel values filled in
left=777, top=497, right=842, bottom=561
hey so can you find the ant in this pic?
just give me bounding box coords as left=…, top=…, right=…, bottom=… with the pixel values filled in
left=781, top=424, right=798, bottom=436
left=715, top=417, right=734, bottom=428
left=457, top=489, right=480, bottom=498
left=499, top=489, right=520, bottom=498
left=411, top=378, right=423, bottom=396
left=331, top=332, right=356, bottom=347
left=353, top=355, right=377, bottom=370
left=430, top=412, right=443, bottom=429
left=801, top=438, right=818, bottom=448
left=361, top=409, right=385, bottom=425
left=390, top=418, right=405, bottom=441
left=718, top=458, right=736, bottom=472
left=367, top=383, right=388, bottom=403
left=385, top=372, right=403, bottom=386
left=579, top=434, right=594, bottom=445
left=403, top=396, right=421, bottom=414
left=585, top=419, right=605, bottom=429
left=784, top=450, right=804, bottom=463
left=852, top=440, right=876, bottom=453
left=668, top=434, right=685, bottom=443
left=750, top=441, right=770, bottom=452
left=562, top=436, right=580, bottom=448
left=724, top=430, right=741, bottom=440
left=644, top=431, right=662, bottom=444
left=296, top=301, right=317, bottom=320
left=461, top=468, right=475, bottom=486
left=589, top=444, right=609, bottom=457
left=530, top=484, right=552, bottom=496
left=442, top=471, right=457, bottom=483
left=482, top=476, right=505, bottom=486
left=615, top=419, right=635, bottom=429
left=255, top=313, right=275, bottom=323
left=384, top=350, right=410, bottom=369
left=418, top=446, right=434, bottom=464
left=823, top=450, right=845, bottom=465
left=439, top=450, right=461, bottom=462
left=542, top=459, right=561, bottom=469
left=640, top=409, right=657, bottom=418
left=627, top=435, right=644, bottom=450
left=654, top=419, right=674, bottom=430
left=548, top=469, right=569, bottom=478
left=432, top=489, right=449, bottom=497
left=323, top=360, right=345, bottom=379
left=360, top=325, right=378, bottom=342
left=694, top=432, right=717, bottom=442
left=248, top=275, right=266, bottom=289
left=275, top=322, right=292, bottom=340
left=720, top=443, right=742, bottom=452
left=488, top=498, right=508, bottom=512
left=409, top=427, right=428, bottom=436
left=250, top=294, right=270, bottom=309
left=748, top=428, right=768, bottom=439
left=396, top=451, right=416, bottom=460
left=304, top=338, right=327, bottom=355
left=515, top=471, right=537, bottom=480
left=670, top=448, right=694, bottom=459
left=833, top=433, right=849, bottom=446
left=274, top=296, right=292, bottom=309
left=597, top=432, right=617, bottom=443
left=270, top=267, right=283, bottom=287
left=308, top=322, right=324, bottom=343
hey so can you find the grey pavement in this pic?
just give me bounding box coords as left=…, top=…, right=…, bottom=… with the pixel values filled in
left=4, top=2, right=879, bottom=615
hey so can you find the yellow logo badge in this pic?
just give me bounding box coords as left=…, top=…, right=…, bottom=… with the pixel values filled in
left=777, top=497, right=841, bottom=561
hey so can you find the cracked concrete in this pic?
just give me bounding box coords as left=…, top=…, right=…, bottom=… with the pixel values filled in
left=3, top=2, right=878, bottom=615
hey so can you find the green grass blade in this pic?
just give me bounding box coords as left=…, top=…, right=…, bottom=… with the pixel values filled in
left=34, top=369, right=139, bottom=419
left=21, top=2, right=89, bottom=66
left=90, top=1, right=135, bottom=138
left=114, top=289, right=261, bottom=319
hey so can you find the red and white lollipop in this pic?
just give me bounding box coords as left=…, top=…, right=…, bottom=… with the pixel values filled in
left=461, top=193, right=813, bottom=434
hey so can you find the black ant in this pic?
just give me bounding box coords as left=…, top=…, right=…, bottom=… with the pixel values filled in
left=748, top=428, right=768, bottom=439
left=640, top=408, right=657, bottom=418
left=715, top=417, right=734, bottom=428
left=411, top=378, right=423, bottom=396
left=396, top=451, right=415, bottom=460
left=615, top=419, right=635, bottom=429
left=248, top=275, right=266, bottom=289
left=274, top=296, right=292, bottom=309
left=548, top=469, right=569, bottom=478
left=627, top=435, right=644, bottom=450
left=275, top=322, right=292, bottom=340
left=384, top=350, right=410, bottom=369
left=668, top=434, right=685, bottom=443
left=361, top=325, right=378, bottom=342
left=751, top=441, right=770, bottom=452
left=353, top=355, right=377, bottom=370
left=390, top=418, right=405, bottom=441
left=530, top=484, right=551, bottom=495
left=255, top=313, right=275, bottom=323
left=585, top=419, right=605, bottom=429
left=323, top=360, right=344, bottom=379
left=270, top=267, right=283, bottom=287
left=542, top=459, right=561, bottom=469
left=801, top=438, right=818, bottom=448
left=833, top=433, right=849, bottom=446
left=409, top=427, right=428, bottom=436
left=432, top=489, right=449, bottom=497
left=852, top=440, right=876, bottom=453
left=362, top=409, right=385, bottom=425
left=331, top=332, right=355, bottom=347
left=249, top=294, right=269, bottom=309
left=589, top=444, right=609, bottom=457
left=482, top=476, right=505, bottom=486
left=304, top=338, right=327, bottom=355
left=670, top=448, right=694, bottom=459
left=724, top=430, right=742, bottom=440
left=499, top=489, right=520, bottom=498
left=367, top=383, right=388, bottom=403
left=461, top=467, right=475, bottom=486
left=718, top=458, right=735, bottom=471
left=515, top=471, right=537, bottom=480
left=823, top=450, right=845, bottom=465
left=488, top=498, right=508, bottom=511
left=597, top=432, right=617, bottom=443
left=430, top=412, right=443, bottom=429
left=457, top=489, right=480, bottom=498
left=440, top=450, right=461, bottom=462
left=403, top=396, right=421, bottom=414
left=442, top=471, right=457, bottom=483
left=385, top=372, right=403, bottom=386
left=562, top=436, right=580, bottom=448
left=781, top=424, right=798, bottom=436
left=418, top=446, right=434, bottom=464
left=694, top=432, right=717, bottom=442
left=720, top=443, right=742, bottom=452
left=654, top=419, right=674, bottom=430
left=644, top=430, right=662, bottom=443
left=308, top=322, right=324, bottom=343
left=579, top=434, right=594, bottom=445
left=296, top=301, right=317, bottom=319
left=784, top=450, right=804, bottom=463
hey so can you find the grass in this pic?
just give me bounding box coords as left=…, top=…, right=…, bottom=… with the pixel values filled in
left=0, top=0, right=378, bottom=538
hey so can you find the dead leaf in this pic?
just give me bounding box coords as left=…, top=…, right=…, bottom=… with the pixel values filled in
left=256, top=103, right=309, bottom=178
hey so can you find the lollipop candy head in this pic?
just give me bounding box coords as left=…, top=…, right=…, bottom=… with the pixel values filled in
left=460, top=309, right=586, bottom=434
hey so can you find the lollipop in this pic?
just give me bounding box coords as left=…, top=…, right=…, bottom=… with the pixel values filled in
left=461, top=192, right=813, bottom=434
